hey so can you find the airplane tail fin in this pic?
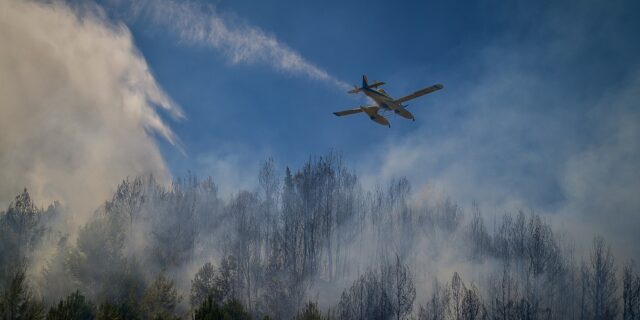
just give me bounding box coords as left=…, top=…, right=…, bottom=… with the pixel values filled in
left=348, top=75, right=382, bottom=94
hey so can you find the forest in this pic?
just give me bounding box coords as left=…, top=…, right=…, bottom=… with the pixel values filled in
left=1, top=153, right=639, bottom=320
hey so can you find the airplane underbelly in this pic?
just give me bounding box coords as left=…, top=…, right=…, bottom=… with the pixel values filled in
left=374, top=98, right=390, bottom=109
left=385, top=100, right=399, bottom=109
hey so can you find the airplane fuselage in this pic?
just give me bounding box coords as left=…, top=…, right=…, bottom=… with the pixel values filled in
left=363, top=87, right=396, bottom=110
left=362, top=87, right=415, bottom=120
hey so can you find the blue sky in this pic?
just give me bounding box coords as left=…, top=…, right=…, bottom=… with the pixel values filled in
left=105, top=0, right=640, bottom=204
left=110, top=0, right=510, bottom=169
left=94, top=0, right=640, bottom=257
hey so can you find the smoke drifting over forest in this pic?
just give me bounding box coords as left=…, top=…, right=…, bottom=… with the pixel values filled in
left=1, top=0, right=640, bottom=319
left=2, top=156, right=640, bottom=319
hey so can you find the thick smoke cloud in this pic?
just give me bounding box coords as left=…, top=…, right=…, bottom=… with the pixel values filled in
left=0, top=1, right=182, bottom=224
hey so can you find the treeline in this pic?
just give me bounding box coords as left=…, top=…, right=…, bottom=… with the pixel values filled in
left=0, top=266, right=250, bottom=319
left=1, top=153, right=640, bottom=319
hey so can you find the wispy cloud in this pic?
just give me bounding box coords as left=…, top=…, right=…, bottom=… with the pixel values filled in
left=124, top=0, right=349, bottom=90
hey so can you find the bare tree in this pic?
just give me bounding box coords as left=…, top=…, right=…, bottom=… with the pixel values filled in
left=337, top=267, right=393, bottom=320
left=583, top=236, right=618, bottom=320
left=384, top=256, right=416, bottom=320
left=228, top=191, right=263, bottom=313
left=623, top=261, right=640, bottom=320
left=418, top=280, right=449, bottom=320
left=468, top=202, right=491, bottom=261
left=461, top=283, right=484, bottom=320
left=489, top=266, right=520, bottom=320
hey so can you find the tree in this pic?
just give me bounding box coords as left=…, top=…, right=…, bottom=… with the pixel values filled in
left=296, top=302, right=324, bottom=320
left=489, top=266, right=519, bottom=320
left=95, top=301, right=141, bottom=320
left=449, top=272, right=465, bottom=320
left=228, top=191, right=263, bottom=314
left=468, top=203, right=491, bottom=261
left=95, top=302, right=120, bottom=320
left=215, top=256, right=241, bottom=304
left=3, top=188, right=41, bottom=238
left=581, top=261, right=590, bottom=320
left=418, top=280, right=449, bottom=320
left=191, top=263, right=220, bottom=308
left=384, top=256, right=416, bottom=320
left=584, top=236, right=618, bottom=320
left=69, top=212, right=127, bottom=300
left=460, top=283, right=483, bottom=320
left=105, top=177, right=145, bottom=226
left=623, top=262, right=640, bottom=320
left=193, top=296, right=250, bottom=320
left=149, top=179, right=198, bottom=271
left=0, top=266, right=44, bottom=320
left=46, top=291, right=94, bottom=320
left=259, top=158, right=279, bottom=214
left=337, top=268, right=393, bottom=320
left=40, top=236, right=76, bottom=305
left=419, top=272, right=485, bottom=320
left=141, top=273, right=182, bottom=319
left=0, top=189, right=46, bottom=290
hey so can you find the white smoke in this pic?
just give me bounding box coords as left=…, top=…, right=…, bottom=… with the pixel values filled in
left=0, top=0, right=182, bottom=225
left=121, top=0, right=350, bottom=90
left=359, top=5, right=640, bottom=262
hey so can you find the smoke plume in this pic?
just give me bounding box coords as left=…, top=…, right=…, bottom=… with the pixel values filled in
left=0, top=0, right=182, bottom=225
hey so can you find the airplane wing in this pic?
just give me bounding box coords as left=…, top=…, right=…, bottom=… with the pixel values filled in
left=333, top=108, right=363, bottom=116
left=333, top=106, right=378, bottom=116
left=393, top=84, right=444, bottom=104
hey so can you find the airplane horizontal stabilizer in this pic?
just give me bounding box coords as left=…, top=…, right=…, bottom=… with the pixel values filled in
left=347, top=87, right=362, bottom=94
left=368, top=81, right=385, bottom=89
left=347, top=81, right=386, bottom=94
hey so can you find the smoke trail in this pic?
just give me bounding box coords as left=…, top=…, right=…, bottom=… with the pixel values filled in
left=124, top=0, right=350, bottom=90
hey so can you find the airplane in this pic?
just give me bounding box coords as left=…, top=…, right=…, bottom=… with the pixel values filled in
left=333, top=75, right=443, bottom=127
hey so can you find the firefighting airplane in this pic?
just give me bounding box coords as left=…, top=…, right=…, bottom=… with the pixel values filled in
left=333, top=75, right=443, bottom=127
